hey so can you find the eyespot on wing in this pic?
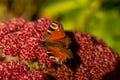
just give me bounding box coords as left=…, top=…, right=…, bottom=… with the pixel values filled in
left=45, top=22, right=66, bottom=41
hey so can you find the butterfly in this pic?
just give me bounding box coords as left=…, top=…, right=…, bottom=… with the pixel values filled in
left=42, top=22, right=73, bottom=64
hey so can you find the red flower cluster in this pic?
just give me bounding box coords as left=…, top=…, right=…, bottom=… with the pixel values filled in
left=47, top=31, right=120, bottom=80
left=0, top=60, right=48, bottom=80
left=0, top=18, right=120, bottom=80
left=70, top=31, right=119, bottom=79
left=0, top=18, right=53, bottom=70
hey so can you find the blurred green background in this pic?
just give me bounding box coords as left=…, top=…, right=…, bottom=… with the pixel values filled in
left=0, top=0, right=120, bottom=54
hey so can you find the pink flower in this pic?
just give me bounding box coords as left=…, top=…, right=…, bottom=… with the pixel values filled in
left=0, top=60, right=48, bottom=80
left=0, top=18, right=120, bottom=80
left=46, top=31, right=119, bottom=80
left=0, top=18, right=53, bottom=70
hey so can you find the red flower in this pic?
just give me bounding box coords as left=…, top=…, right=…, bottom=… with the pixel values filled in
left=0, top=18, right=53, bottom=70
left=0, top=18, right=120, bottom=80
left=46, top=31, right=119, bottom=80
left=0, top=60, right=48, bottom=80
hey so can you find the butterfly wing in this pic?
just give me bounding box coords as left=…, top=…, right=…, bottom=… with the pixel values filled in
left=43, top=22, right=73, bottom=64
left=46, top=45, right=72, bottom=64
left=45, top=22, right=66, bottom=41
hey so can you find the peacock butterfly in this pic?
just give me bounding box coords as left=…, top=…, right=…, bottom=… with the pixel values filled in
left=42, top=22, right=73, bottom=64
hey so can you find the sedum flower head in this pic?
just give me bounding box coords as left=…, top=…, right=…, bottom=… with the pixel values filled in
left=47, top=31, right=119, bottom=80
left=0, top=60, right=48, bottom=80
left=0, top=18, right=53, bottom=70
left=0, top=18, right=120, bottom=80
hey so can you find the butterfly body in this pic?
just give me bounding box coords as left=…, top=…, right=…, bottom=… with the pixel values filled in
left=43, top=22, right=73, bottom=64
